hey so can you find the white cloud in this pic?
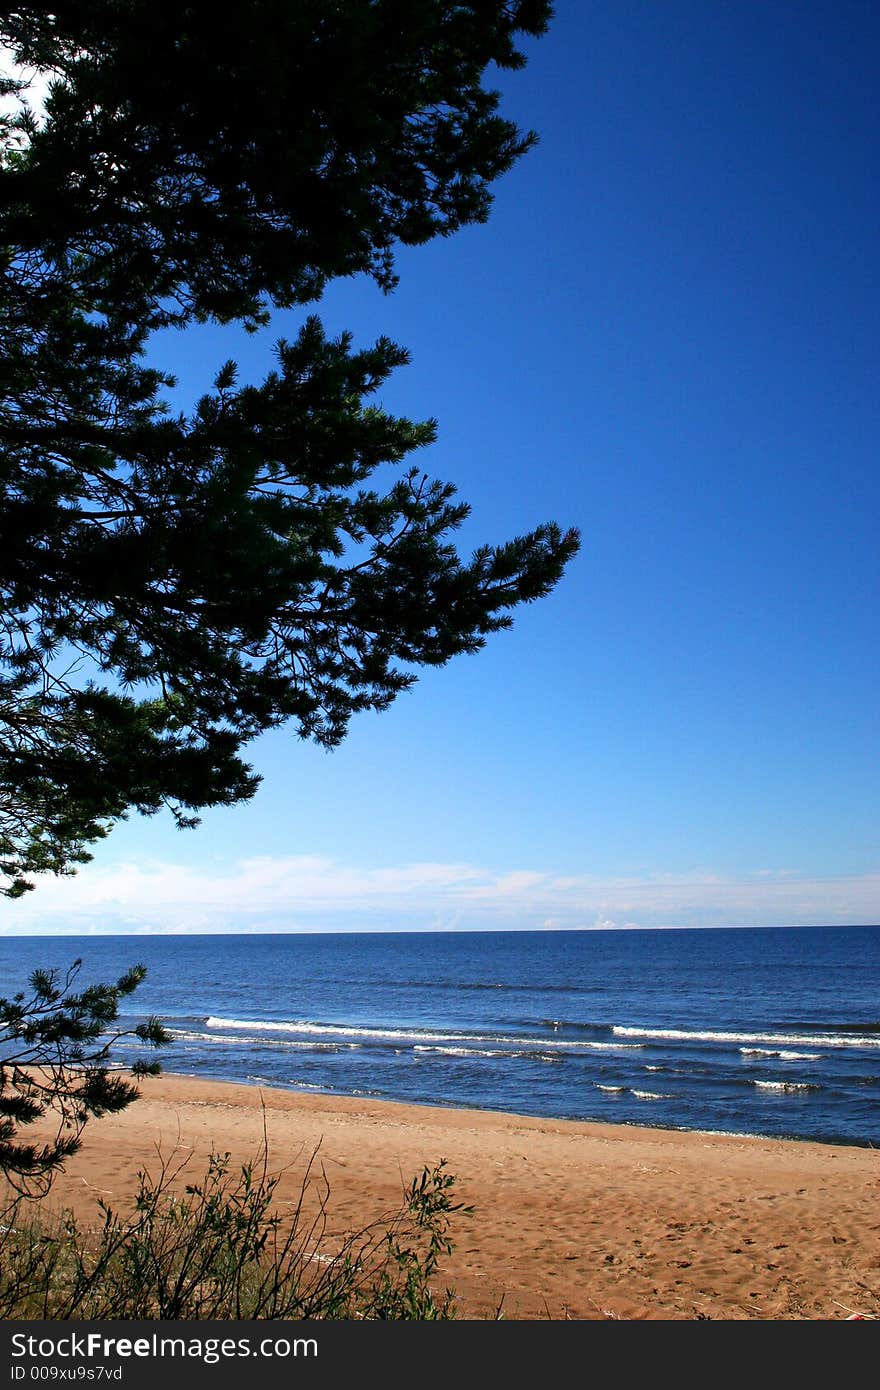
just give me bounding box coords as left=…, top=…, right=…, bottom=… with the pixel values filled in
left=3, top=853, right=880, bottom=934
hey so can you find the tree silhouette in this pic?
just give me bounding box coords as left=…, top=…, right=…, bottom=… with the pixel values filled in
left=0, top=2, right=577, bottom=898
left=1, top=960, right=168, bottom=1195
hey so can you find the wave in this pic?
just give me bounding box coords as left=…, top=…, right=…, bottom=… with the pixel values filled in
left=739, top=1048, right=821, bottom=1061
left=538, top=1019, right=611, bottom=1033
left=612, top=1025, right=878, bottom=1049
left=169, top=1028, right=360, bottom=1052
left=204, top=1016, right=643, bottom=1051
left=595, top=1084, right=670, bottom=1100
left=412, top=1045, right=563, bottom=1064
left=414, top=1046, right=511, bottom=1059
left=423, top=1048, right=569, bottom=1063
left=751, top=1080, right=822, bottom=1094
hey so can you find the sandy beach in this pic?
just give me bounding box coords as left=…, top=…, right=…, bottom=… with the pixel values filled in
left=20, top=1072, right=877, bottom=1320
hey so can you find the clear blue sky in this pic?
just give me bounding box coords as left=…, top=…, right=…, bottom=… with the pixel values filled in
left=7, top=0, right=880, bottom=933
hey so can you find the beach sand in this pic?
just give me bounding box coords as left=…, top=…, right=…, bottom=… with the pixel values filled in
left=28, top=1073, right=880, bottom=1320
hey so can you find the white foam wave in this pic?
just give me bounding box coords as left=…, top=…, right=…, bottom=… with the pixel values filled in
left=631, top=1090, right=670, bottom=1100
left=739, top=1048, right=821, bottom=1061
left=206, top=1016, right=642, bottom=1051
left=171, top=1027, right=359, bottom=1052
left=414, top=1046, right=508, bottom=1059
left=613, top=1025, right=875, bottom=1049
left=752, top=1080, right=821, bottom=1093
left=413, top=1046, right=564, bottom=1063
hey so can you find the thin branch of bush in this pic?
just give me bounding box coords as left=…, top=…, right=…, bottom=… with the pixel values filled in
left=0, top=1135, right=473, bottom=1319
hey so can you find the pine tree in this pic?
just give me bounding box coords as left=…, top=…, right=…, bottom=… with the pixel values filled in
left=0, top=1, right=578, bottom=899
left=0, top=960, right=169, bottom=1194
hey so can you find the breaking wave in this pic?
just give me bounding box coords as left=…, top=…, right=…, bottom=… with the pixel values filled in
left=204, top=1016, right=643, bottom=1051
left=595, top=1085, right=671, bottom=1100
left=170, top=1028, right=361, bottom=1052
left=613, top=1025, right=878, bottom=1050
left=751, top=1080, right=822, bottom=1094
left=739, top=1048, right=821, bottom=1060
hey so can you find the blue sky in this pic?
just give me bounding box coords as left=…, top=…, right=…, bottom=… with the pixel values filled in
left=5, top=1, right=880, bottom=933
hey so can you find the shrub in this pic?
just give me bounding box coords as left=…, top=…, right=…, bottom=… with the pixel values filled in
left=0, top=1145, right=471, bottom=1320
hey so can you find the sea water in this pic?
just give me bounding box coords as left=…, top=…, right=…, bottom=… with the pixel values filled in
left=1, top=926, right=877, bottom=1146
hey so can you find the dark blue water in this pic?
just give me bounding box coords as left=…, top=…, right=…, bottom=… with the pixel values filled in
left=1, top=927, right=878, bottom=1146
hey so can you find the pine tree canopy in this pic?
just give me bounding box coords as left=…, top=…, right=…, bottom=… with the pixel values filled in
left=0, top=2, right=579, bottom=899
left=0, top=959, right=169, bottom=1194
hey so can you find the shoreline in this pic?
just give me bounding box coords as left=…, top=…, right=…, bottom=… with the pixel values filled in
left=23, top=1070, right=880, bottom=1320
left=143, top=1064, right=877, bottom=1151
